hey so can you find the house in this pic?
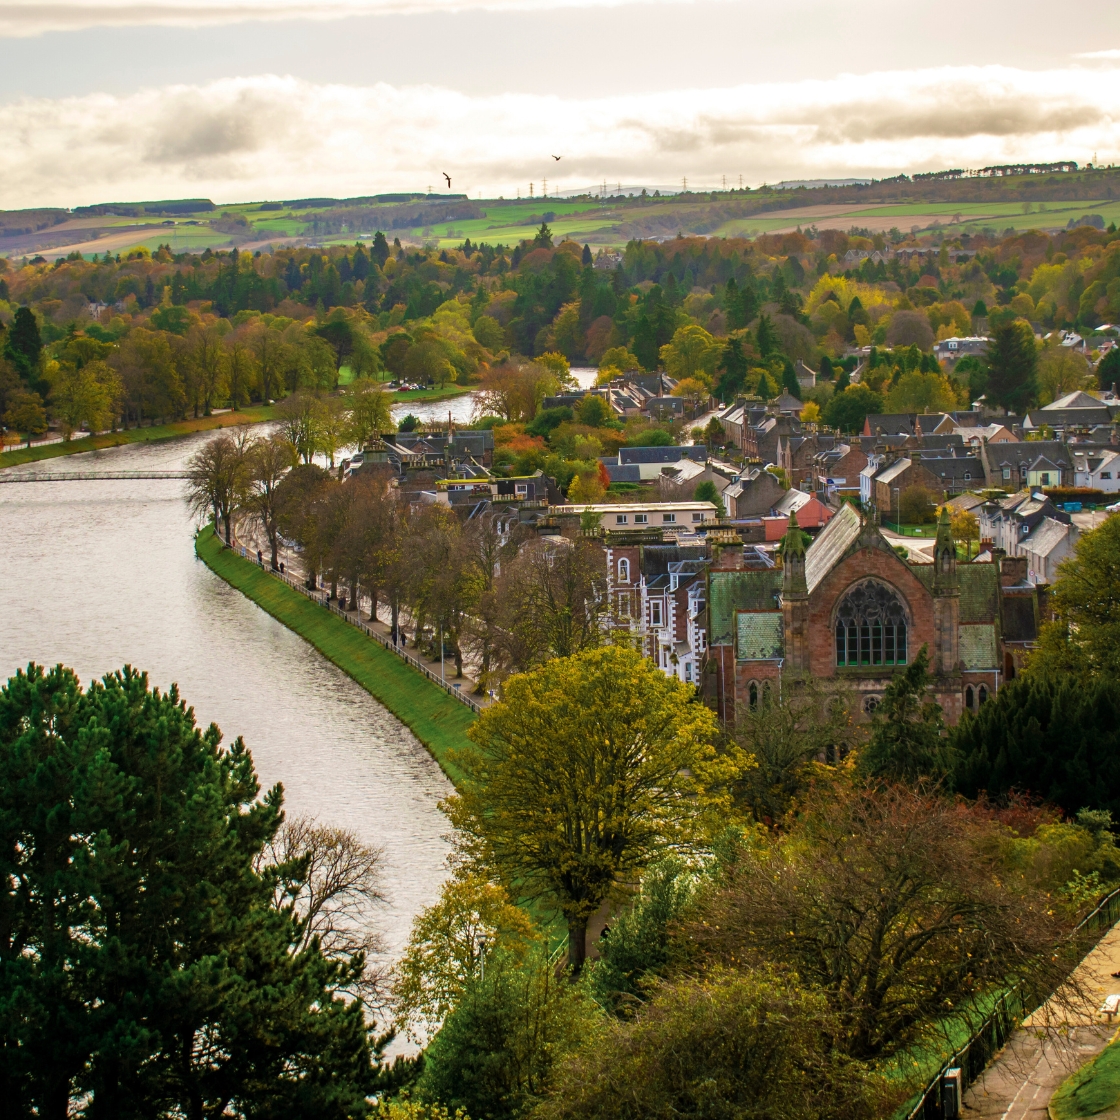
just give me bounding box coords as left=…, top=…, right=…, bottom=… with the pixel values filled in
left=553, top=500, right=719, bottom=531
left=1072, top=447, right=1120, bottom=492
left=794, top=360, right=817, bottom=390
left=978, top=491, right=1070, bottom=556
left=704, top=506, right=1046, bottom=727
left=778, top=433, right=839, bottom=491
left=721, top=467, right=787, bottom=519
left=980, top=440, right=1073, bottom=490
left=933, top=336, right=990, bottom=365
left=1021, top=517, right=1078, bottom=585
left=613, top=445, right=708, bottom=482
left=952, top=423, right=1017, bottom=451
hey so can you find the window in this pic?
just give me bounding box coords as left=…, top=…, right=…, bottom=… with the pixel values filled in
left=749, top=682, right=758, bottom=709
left=1002, top=467, right=1011, bottom=480
left=662, top=512, right=676, bottom=523
left=617, top=558, right=630, bottom=584
left=1041, top=472, right=1051, bottom=486
left=978, top=685, right=989, bottom=705
left=615, top=514, right=628, bottom=525
left=965, top=685, right=975, bottom=711
left=684, top=662, right=693, bottom=682
left=834, top=581, right=908, bottom=667
left=515, top=483, right=528, bottom=495
left=634, top=514, right=648, bottom=525
left=1103, top=472, right=1112, bottom=480
left=863, top=695, right=880, bottom=714
left=963, top=472, right=971, bottom=481
left=692, top=513, right=703, bottom=522
left=650, top=601, right=663, bottom=627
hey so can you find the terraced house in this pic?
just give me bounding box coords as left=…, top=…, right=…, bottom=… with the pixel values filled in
left=704, top=504, right=1046, bottom=726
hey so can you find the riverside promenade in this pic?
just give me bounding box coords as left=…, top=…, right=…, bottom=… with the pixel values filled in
left=961, top=920, right=1120, bottom=1118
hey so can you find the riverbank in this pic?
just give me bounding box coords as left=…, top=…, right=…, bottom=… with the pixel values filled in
left=1, top=404, right=281, bottom=469
left=195, top=525, right=474, bottom=782
left=391, top=385, right=474, bottom=403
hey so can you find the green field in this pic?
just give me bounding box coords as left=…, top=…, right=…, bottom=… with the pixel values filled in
left=0, top=404, right=280, bottom=469
left=195, top=525, right=475, bottom=781
left=1050, top=1035, right=1120, bottom=1118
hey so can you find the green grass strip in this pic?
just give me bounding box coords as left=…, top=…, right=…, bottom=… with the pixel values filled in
left=195, top=525, right=474, bottom=783
left=1, top=405, right=281, bottom=469
left=1051, top=1034, right=1120, bottom=1119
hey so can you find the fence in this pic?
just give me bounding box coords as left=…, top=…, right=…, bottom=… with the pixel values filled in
left=905, top=886, right=1120, bottom=1119
left=230, top=541, right=483, bottom=715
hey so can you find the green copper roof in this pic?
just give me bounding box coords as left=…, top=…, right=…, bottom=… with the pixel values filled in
left=737, top=612, right=784, bottom=661
left=960, top=624, right=998, bottom=669
left=709, top=569, right=782, bottom=645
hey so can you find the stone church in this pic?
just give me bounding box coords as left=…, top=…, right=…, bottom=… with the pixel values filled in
left=705, top=504, right=1045, bottom=725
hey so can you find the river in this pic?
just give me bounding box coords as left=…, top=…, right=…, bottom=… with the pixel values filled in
left=0, top=432, right=452, bottom=975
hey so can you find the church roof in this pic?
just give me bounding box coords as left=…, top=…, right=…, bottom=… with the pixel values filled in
left=805, top=502, right=862, bottom=594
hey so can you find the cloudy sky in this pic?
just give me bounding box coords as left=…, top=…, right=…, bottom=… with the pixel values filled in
left=1, top=0, right=1119, bottom=208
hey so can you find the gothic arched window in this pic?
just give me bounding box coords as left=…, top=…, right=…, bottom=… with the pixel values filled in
left=834, top=581, right=908, bottom=667
left=965, top=685, right=975, bottom=711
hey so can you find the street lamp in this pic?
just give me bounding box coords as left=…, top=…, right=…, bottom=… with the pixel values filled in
left=893, top=487, right=900, bottom=532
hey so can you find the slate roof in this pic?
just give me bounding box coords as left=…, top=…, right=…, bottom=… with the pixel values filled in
left=1044, top=390, right=1109, bottom=411
left=924, top=456, right=984, bottom=486
left=805, top=502, right=862, bottom=593
left=876, top=458, right=913, bottom=485
left=619, top=446, right=708, bottom=465
left=960, top=625, right=998, bottom=670
left=1001, top=593, right=1038, bottom=642
left=959, top=565, right=999, bottom=623
left=737, top=612, right=784, bottom=660
left=708, top=569, right=782, bottom=644
left=1023, top=517, right=1072, bottom=559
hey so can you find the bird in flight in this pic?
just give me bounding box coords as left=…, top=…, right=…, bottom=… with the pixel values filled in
left=442, top=172, right=451, bottom=189
left=551, top=155, right=561, bottom=161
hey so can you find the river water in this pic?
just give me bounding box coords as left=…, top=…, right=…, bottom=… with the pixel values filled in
left=0, top=432, right=452, bottom=972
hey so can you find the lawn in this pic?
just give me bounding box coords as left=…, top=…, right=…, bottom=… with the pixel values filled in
left=195, top=525, right=475, bottom=782
left=1051, top=1035, right=1120, bottom=1119
left=0, top=404, right=280, bottom=469
left=390, top=385, right=474, bottom=402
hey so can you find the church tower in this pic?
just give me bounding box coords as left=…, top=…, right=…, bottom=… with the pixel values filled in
left=781, top=511, right=810, bottom=671
left=932, top=506, right=960, bottom=673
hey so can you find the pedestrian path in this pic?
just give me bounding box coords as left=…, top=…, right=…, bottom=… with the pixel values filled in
left=962, top=921, right=1120, bottom=1118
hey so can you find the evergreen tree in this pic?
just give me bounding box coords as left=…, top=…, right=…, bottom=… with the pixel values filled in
left=533, top=222, right=553, bottom=249
left=351, top=243, right=371, bottom=280
left=715, top=337, right=748, bottom=400
left=724, top=278, right=745, bottom=330
left=4, top=306, right=42, bottom=381
left=582, top=243, right=592, bottom=265
left=1097, top=345, right=1120, bottom=390
left=756, top=313, right=778, bottom=360
left=0, top=664, right=377, bottom=1119
left=857, top=647, right=953, bottom=783
left=780, top=357, right=801, bottom=399
left=370, top=230, right=390, bottom=268
left=985, top=320, right=1038, bottom=412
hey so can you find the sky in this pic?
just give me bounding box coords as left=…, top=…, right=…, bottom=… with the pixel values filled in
left=1, top=0, right=1120, bottom=209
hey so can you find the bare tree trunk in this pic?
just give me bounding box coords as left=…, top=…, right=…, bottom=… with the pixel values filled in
left=268, top=526, right=279, bottom=571
left=567, top=915, right=588, bottom=976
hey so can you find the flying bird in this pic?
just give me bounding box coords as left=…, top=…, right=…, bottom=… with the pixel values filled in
left=551, top=155, right=561, bottom=161
left=442, top=172, right=451, bottom=189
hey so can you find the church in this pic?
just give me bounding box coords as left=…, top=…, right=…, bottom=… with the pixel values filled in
left=704, top=504, right=1045, bottom=726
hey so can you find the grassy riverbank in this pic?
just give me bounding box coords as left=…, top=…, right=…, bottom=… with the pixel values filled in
left=1, top=404, right=281, bottom=469
left=195, top=525, right=474, bottom=782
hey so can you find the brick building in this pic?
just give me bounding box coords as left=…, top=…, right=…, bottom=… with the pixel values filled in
left=704, top=505, right=1044, bottom=726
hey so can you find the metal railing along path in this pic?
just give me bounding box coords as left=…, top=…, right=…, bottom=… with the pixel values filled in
left=905, top=886, right=1120, bottom=1120
left=0, top=470, right=188, bottom=483
left=228, top=541, right=482, bottom=715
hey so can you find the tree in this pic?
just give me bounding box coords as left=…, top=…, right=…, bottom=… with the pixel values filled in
left=884, top=309, right=935, bottom=350
left=755, top=313, right=779, bottom=360
left=242, top=432, right=296, bottom=569
left=1037, top=345, right=1093, bottom=405
left=416, top=944, right=597, bottom=1120
left=536, top=971, right=888, bottom=1120
left=0, top=663, right=376, bottom=1119
left=658, top=325, right=719, bottom=383
left=1032, top=513, right=1120, bottom=679
left=3, top=306, right=42, bottom=381
left=692, top=479, right=725, bottom=518
left=186, top=324, right=228, bottom=416
left=224, top=338, right=257, bottom=408
left=1098, top=346, right=1120, bottom=389
left=952, top=673, right=1120, bottom=819
left=533, top=222, right=553, bottom=249
left=48, top=360, right=120, bottom=439
left=857, top=647, right=953, bottom=783
left=2, top=389, right=47, bottom=446
left=445, top=646, right=720, bottom=972
left=822, top=384, right=884, bottom=434
left=941, top=504, right=979, bottom=559
left=715, top=336, right=749, bottom=401
left=186, top=431, right=246, bottom=545
left=494, top=537, right=608, bottom=671
left=731, top=680, right=857, bottom=825
left=985, top=319, right=1038, bottom=412
left=896, top=484, right=936, bottom=525
left=347, top=381, right=392, bottom=449
left=885, top=369, right=957, bottom=414
left=690, top=783, right=1072, bottom=1061
left=392, top=868, right=534, bottom=1040
left=277, top=389, right=323, bottom=464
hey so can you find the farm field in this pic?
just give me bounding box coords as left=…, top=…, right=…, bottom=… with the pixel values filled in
left=6, top=175, right=1120, bottom=263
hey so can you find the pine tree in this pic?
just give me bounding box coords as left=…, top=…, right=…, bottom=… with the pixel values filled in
left=715, top=337, right=748, bottom=400
left=4, top=306, right=42, bottom=381
left=0, top=664, right=377, bottom=1118
left=582, top=243, right=592, bottom=265
left=756, top=313, right=778, bottom=360
left=985, top=320, right=1038, bottom=412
